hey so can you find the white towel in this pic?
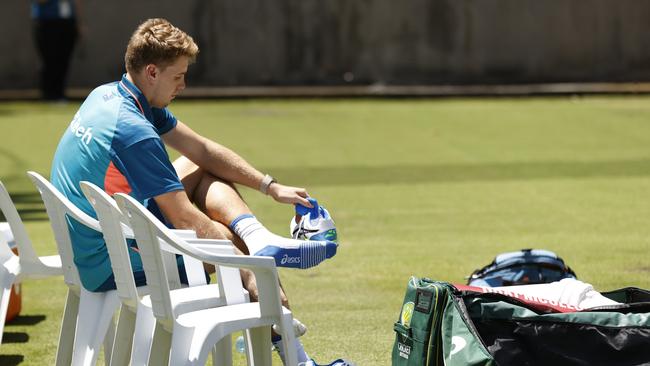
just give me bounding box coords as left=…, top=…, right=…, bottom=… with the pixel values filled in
left=494, top=278, right=619, bottom=310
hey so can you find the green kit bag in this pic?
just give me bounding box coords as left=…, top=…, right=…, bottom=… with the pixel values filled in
left=392, top=277, right=650, bottom=366
left=392, top=277, right=449, bottom=366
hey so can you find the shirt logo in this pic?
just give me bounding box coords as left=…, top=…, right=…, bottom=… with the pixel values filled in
left=69, top=112, right=94, bottom=145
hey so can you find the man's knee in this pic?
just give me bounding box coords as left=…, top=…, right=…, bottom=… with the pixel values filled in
left=173, top=156, right=205, bottom=200
left=172, top=156, right=199, bottom=176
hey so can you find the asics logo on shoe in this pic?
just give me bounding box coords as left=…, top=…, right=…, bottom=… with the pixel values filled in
left=280, top=254, right=300, bottom=265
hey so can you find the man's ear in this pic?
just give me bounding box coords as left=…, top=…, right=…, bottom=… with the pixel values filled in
left=144, top=64, right=158, bottom=83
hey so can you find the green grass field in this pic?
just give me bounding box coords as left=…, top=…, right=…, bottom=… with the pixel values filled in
left=1, top=96, right=650, bottom=365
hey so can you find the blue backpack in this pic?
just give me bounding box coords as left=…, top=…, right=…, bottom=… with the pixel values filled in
left=467, top=249, right=576, bottom=287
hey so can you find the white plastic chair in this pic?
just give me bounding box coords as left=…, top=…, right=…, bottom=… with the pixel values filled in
left=29, top=170, right=231, bottom=365
left=115, top=192, right=299, bottom=366
left=79, top=181, right=240, bottom=365
left=27, top=171, right=119, bottom=366
left=0, top=180, right=63, bottom=345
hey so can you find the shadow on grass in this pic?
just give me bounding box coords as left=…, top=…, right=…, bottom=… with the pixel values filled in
left=6, top=315, right=46, bottom=326
left=0, top=316, right=48, bottom=364
left=270, top=158, right=650, bottom=187
left=0, top=108, right=15, bottom=116
left=1, top=315, right=47, bottom=346
left=0, top=315, right=48, bottom=365
left=0, top=355, right=24, bottom=365
left=1, top=332, right=29, bottom=343
left=0, top=192, right=47, bottom=222
left=2, top=158, right=650, bottom=222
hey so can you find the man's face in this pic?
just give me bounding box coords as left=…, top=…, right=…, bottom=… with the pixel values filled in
left=149, top=56, right=189, bottom=108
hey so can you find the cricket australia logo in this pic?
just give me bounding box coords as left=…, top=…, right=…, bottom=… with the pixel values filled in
left=400, top=302, right=414, bottom=327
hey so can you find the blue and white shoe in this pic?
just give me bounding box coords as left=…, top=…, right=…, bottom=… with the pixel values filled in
left=290, top=198, right=338, bottom=243
left=254, top=240, right=337, bottom=269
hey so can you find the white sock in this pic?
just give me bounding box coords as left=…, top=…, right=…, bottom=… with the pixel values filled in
left=230, top=214, right=336, bottom=269
left=273, top=336, right=310, bottom=365
left=230, top=214, right=308, bottom=255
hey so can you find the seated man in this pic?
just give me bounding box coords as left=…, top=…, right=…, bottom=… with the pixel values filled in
left=50, top=18, right=342, bottom=365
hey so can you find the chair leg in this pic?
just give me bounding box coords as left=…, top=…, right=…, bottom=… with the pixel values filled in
left=0, top=271, right=15, bottom=345
left=211, top=336, right=232, bottom=366
left=104, top=316, right=116, bottom=365
left=56, top=289, right=80, bottom=366
left=72, top=289, right=119, bottom=366
left=243, top=330, right=254, bottom=366
left=278, top=315, right=299, bottom=366
left=148, top=322, right=172, bottom=366
left=130, top=302, right=156, bottom=366
left=248, top=326, right=272, bottom=366
left=110, top=305, right=136, bottom=366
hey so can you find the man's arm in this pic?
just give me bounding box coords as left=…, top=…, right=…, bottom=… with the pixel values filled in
left=154, top=189, right=227, bottom=240
left=162, top=121, right=312, bottom=207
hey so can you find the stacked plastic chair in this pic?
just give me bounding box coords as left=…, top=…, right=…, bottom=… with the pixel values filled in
left=114, top=192, right=299, bottom=365
left=80, top=181, right=238, bottom=365
left=0, top=180, right=62, bottom=345
left=29, top=172, right=224, bottom=365
left=28, top=171, right=120, bottom=365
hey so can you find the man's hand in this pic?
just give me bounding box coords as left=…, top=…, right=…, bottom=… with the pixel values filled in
left=268, top=183, right=313, bottom=207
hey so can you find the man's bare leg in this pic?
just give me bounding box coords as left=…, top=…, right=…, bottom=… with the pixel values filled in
left=173, top=156, right=288, bottom=306
left=174, top=156, right=251, bottom=252
left=173, top=156, right=314, bottom=364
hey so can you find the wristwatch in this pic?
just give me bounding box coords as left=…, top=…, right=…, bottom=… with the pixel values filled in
left=260, top=174, right=276, bottom=195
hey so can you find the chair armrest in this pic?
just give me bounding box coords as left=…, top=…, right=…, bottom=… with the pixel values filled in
left=187, top=248, right=277, bottom=271
left=123, top=228, right=198, bottom=241
left=184, top=238, right=233, bottom=255
left=171, top=229, right=197, bottom=239
left=157, top=238, right=232, bottom=256
left=160, top=236, right=275, bottom=271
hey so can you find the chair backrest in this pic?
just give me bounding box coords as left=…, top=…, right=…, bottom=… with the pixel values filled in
left=79, top=181, right=140, bottom=307
left=27, top=171, right=101, bottom=288
left=0, top=180, right=40, bottom=262
left=114, top=192, right=283, bottom=323
left=113, top=193, right=177, bottom=326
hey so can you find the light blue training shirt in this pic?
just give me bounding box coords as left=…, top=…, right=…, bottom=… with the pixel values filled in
left=51, top=74, right=184, bottom=291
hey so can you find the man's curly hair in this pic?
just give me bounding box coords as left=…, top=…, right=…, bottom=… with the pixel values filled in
left=125, top=18, right=199, bottom=73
